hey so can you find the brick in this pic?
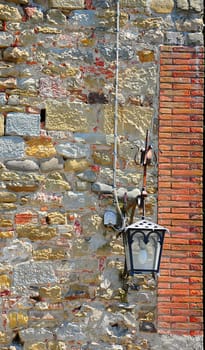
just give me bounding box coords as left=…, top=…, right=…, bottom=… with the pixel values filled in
left=160, top=89, right=190, bottom=96
left=172, top=108, right=203, bottom=114
left=173, top=59, right=204, bottom=65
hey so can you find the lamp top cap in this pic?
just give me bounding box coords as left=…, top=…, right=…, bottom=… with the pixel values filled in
left=125, top=219, right=169, bottom=232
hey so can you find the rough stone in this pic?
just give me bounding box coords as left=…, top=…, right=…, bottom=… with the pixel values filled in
left=8, top=311, right=29, bottom=329
left=0, top=191, right=17, bottom=202
left=0, top=93, right=6, bottom=105
left=64, top=159, right=90, bottom=172
left=63, top=191, right=97, bottom=210
left=0, top=240, right=32, bottom=263
left=5, top=159, right=39, bottom=172
left=0, top=33, right=14, bottom=48
left=176, top=0, right=203, bottom=12
left=33, top=248, right=66, bottom=260
left=56, top=142, right=90, bottom=159
left=17, top=224, right=57, bottom=241
left=46, top=100, right=93, bottom=132
left=0, top=136, right=25, bottom=160
left=13, top=261, right=57, bottom=287
left=6, top=113, right=40, bottom=136
left=77, top=169, right=97, bottom=183
left=0, top=114, right=4, bottom=136
left=48, top=0, right=84, bottom=10
left=46, top=212, right=66, bottom=225
left=3, top=47, right=29, bottom=63
left=150, top=0, right=175, bottom=13
left=26, top=138, right=56, bottom=158
left=0, top=274, right=11, bottom=290
left=187, top=32, right=204, bottom=45
left=39, top=286, right=61, bottom=299
left=40, top=157, right=64, bottom=172
left=45, top=178, right=71, bottom=192
left=0, top=4, right=22, bottom=21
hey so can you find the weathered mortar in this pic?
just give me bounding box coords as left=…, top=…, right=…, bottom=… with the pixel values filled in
left=0, top=0, right=203, bottom=349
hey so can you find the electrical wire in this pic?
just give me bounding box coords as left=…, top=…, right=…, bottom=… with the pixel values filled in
left=113, top=0, right=126, bottom=230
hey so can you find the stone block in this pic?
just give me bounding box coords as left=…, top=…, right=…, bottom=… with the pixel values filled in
left=5, top=159, right=39, bottom=172
left=0, top=191, right=17, bottom=203
left=63, top=191, right=97, bottom=210
left=40, top=157, right=64, bottom=172
left=33, top=247, right=66, bottom=260
left=56, top=142, right=90, bottom=159
left=0, top=114, right=4, bottom=136
left=0, top=4, right=22, bottom=21
left=17, top=224, right=57, bottom=241
left=13, top=261, right=57, bottom=286
left=3, top=47, right=29, bottom=63
left=121, top=0, right=146, bottom=7
left=0, top=93, right=7, bottom=105
left=64, top=159, right=90, bottom=172
left=45, top=100, right=93, bottom=132
left=8, top=312, right=28, bottom=329
left=150, top=0, right=175, bottom=13
left=39, top=77, right=67, bottom=98
left=69, top=10, right=96, bottom=28
left=46, top=212, right=66, bottom=225
left=0, top=136, right=25, bottom=160
left=0, top=274, right=11, bottom=290
left=26, top=138, right=56, bottom=158
left=48, top=0, right=84, bottom=10
left=0, top=77, right=17, bottom=89
left=0, top=32, right=14, bottom=48
left=6, top=113, right=40, bottom=136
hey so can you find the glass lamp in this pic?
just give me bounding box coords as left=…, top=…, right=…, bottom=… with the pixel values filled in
left=123, top=219, right=168, bottom=275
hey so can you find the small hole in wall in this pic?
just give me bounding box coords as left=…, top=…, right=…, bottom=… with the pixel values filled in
left=40, top=109, right=46, bottom=128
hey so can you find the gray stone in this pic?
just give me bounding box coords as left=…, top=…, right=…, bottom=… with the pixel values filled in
left=0, top=32, right=14, bottom=48
left=13, top=261, right=57, bottom=286
left=0, top=239, right=32, bottom=263
left=40, top=157, right=64, bottom=172
left=186, top=33, right=204, bottom=45
left=3, top=47, right=29, bottom=63
left=92, top=182, right=113, bottom=194
left=0, top=93, right=6, bottom=105
left=19, top=328, right=54, bottom=342
left=176, top=0, right=202, bottom=12
left=151, top=335, right=203, bottom=350
left=48, top=0, right=84, bottom=10
left=17, top=78, right=38, bottom=91
left=7, top=94, right=20, bottom=105
left=165, top=32, right=185, bottom=45
left=63, top=191, right=98, bottom=210
left=77, top=170, right=97, bottom=183
left=5, top=159, right=39, bottom=172
left=74, top=133, right=114, bottom=145
left=176, top=0, right=189, bottom=10
left=0, top=136, right=25, bottom=160
left=55, top=322, right=86, bottom=341
left=93, top=0, right=116, bottom=8
left=56, top=142, right=90, bottom=159
left=69, top=10, right=96, bottom=28
left=46, top=9, right=67, bottom=25
left=5, top=113, right=40, bottom=136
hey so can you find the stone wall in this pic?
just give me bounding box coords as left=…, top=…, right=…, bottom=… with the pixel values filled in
left=0, top=1, right=203, bottom=349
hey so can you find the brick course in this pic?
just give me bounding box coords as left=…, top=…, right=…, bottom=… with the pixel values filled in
left=158, top=46, right=204, bottom=335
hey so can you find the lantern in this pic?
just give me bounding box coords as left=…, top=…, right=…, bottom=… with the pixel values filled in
left=123, top=219, right=168, bottom=275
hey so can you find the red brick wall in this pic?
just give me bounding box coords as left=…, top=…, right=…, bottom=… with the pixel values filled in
left=157, top=46, right=204, bottom=335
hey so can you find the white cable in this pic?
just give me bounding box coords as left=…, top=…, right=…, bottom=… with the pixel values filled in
left=113, top=0, right=126, bottom=228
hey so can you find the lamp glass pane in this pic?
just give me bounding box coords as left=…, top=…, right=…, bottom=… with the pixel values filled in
left=132, top=231, right=161, bottom=272
left=124, top=234, right=131, bottom=271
